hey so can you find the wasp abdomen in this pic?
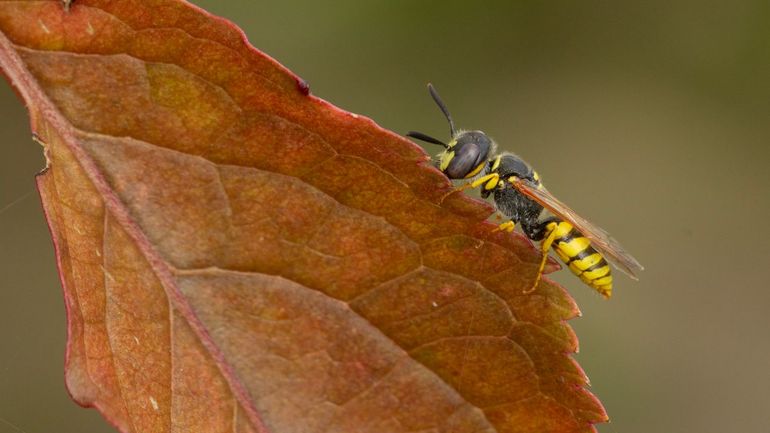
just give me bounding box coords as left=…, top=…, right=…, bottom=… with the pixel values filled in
left=546, top=221, right=613, bottom=297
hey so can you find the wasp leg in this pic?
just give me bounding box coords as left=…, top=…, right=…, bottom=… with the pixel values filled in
left=439, top=181, right=473, bottom=203
left=494, top=220, right=516, bottom=233
left=439, top=173, right=499, bottom=203
left=524, top=224, right=558, bottom=294
left=453, top=181, right=475, bottom=193
left=470, top=173, right=500, bottom=190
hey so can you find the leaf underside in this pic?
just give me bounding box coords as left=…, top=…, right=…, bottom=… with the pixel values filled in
left=0, top=1, right=606, bottom=433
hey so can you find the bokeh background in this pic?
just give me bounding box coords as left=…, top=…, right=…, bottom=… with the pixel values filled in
left=2, top=1, right=769, bottom=432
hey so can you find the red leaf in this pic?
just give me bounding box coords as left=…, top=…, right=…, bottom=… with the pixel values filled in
left=0, top=1, right=606, bottom=432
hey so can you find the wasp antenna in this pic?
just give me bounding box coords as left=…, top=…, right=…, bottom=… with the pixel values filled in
left=406, top=131, right=449, bottom=148
left=427, top=83, right=456, bottom=137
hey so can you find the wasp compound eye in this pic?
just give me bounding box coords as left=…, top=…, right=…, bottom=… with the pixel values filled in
left=446, top=142, right=482, bottom=178
left=445, top=131, right=492, bottom=178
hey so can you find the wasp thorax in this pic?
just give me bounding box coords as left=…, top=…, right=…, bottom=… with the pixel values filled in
left=496, top=153, right=536, bottom=182
left=441, top=131, right=492, bottom=179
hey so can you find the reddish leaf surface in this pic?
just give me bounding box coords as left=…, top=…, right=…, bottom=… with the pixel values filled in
left=0, top=1, right=607, bottom=432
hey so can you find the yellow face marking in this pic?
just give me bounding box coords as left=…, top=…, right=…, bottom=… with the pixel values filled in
left=437, top=138, right=459, bottom=172
left=464, top=161, right=486, bottom=178
left=533, top=171, right=540, bottom=182
left=439, top=150, right=454, bottom=171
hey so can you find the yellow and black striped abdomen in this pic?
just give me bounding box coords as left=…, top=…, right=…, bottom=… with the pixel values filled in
left=545, top=221, right=613, bottom=297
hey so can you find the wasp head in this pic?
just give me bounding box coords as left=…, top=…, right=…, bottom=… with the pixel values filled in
left=437, top=130, right=493, bottom=179
left=407, top=84, right=493, bottom=179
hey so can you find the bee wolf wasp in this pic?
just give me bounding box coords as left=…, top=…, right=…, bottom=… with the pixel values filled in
left=407, top=84, right=643, bottom=298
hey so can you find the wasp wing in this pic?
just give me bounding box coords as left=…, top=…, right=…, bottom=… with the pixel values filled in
left=511, top=178, right=644, bottom=279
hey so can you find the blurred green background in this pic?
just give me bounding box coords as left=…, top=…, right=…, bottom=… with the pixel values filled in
left=1, top=0, right=769, bottom=432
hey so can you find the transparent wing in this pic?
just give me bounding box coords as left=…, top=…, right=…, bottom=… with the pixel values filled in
left=511, top=178, right=644, bottom=279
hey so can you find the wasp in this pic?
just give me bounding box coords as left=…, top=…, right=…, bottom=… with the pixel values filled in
left=407, top=84, right=643, bottom=298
